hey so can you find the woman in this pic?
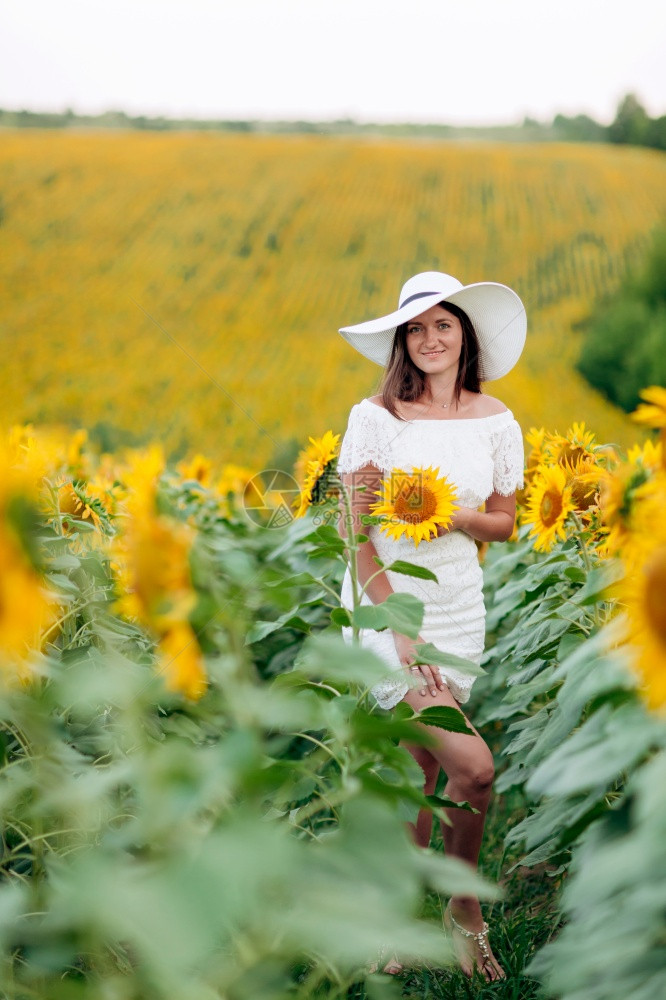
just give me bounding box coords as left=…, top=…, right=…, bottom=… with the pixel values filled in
left=336, top=271, right=526, bottom=981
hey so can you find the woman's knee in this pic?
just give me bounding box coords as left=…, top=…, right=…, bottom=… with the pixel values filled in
left=468, top=759, right=495, bottom=793
left=448, top=742, right=495, bottom=795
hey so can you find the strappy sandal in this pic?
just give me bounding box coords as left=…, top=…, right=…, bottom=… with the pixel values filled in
left=443, top=900, right=506, bottom=981
left=367, top=945, right=404, bottom=976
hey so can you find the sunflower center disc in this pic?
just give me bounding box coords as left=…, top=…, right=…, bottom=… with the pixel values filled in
left=394, top=486, right=438, bottom=524
left=570, top=475, right=595, bottom=512
left=540, top=490, right=562, bottom=527
left=644, top=547, right=666, bottom=644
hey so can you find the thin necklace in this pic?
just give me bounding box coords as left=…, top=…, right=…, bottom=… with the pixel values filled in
left=422, top=393, right=455, bottom=412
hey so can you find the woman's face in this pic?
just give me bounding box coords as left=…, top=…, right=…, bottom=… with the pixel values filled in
left=405, top=304, right=463, bottom=376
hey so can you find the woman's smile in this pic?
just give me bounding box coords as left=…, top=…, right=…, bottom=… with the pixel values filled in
left=405, top=304, right=464, bottom=373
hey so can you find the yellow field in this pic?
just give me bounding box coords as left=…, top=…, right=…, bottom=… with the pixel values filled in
left=1, top=130, right=665, bottom=470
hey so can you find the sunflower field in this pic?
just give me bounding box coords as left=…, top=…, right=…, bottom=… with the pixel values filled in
left=2, top=131, right=666, bottom=469
left=1, top=378, right=665, bottom=998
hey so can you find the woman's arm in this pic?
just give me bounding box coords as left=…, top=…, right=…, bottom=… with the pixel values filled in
left=337, top=464, right=393, bottom=605
left=337, top=464, right=446, bottom=696
left=439, top=490, right=516, bottom=543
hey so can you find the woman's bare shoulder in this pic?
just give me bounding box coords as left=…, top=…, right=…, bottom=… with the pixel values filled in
left=367, top=394, right=385, bottom=409
left=473, top=393, right=509, bottom=416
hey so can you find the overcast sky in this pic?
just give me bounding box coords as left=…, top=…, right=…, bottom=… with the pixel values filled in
left=1, top=0, right=664, bottom=125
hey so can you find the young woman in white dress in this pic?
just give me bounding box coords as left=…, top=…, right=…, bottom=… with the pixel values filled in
left=336, top=271, right=526, bottom=981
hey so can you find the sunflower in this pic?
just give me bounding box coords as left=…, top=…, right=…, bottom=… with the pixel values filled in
left=563, top=455, right=603, bottom=514
left=217, top=463, right=256, bottom=497
left=617, top=484, right=666, bottom=712
left=516, top=426, right=548, bottom=511
left=58, top=481, right=112, bottom=533
left=596, top=447, right=658, bottom=557
left=109, top=443, right=197, bottom=633
left=157, top=621, right=208, bottom=701
left=525, top=426, right=548, bottom=471
left=544, top=421, right=597, bottom=469
left=370, top=465, right=458, bottom=548
left=523, top=463, right=575, bottom=552
left=6, top=423, right=67, bottom=490
left=216, top=463, right=259, bottom=517
left=109, top=509, right=196, bottom=632
left=66, top=428, right=91, bottom=479
left=0, top=510, right=57, bottom=683
left=86, top=474, right=121, bottom=521
left=177, top=453, right=213, bottom=487
left=626, top=438, right=663, bottom=471
left=119, top=444, right=166, bottom=519
left=631, top=385, right=666, bottom=429
left=293, top=430, right=341, bottom=518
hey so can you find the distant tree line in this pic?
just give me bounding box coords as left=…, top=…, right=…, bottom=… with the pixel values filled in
left=0, top=107, right=255, bottom=132
left=0, top=93, right=664, bottom=149
left=551, top=93, right=666, bottom=151
left=577, top=227, right=666, bottom=412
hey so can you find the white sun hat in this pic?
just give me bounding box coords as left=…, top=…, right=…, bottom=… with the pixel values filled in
left=338, top=271, right=526, bottom=381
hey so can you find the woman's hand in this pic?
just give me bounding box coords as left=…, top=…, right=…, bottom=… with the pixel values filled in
left=437, top=493, right=516, bottom=543
left=392, top=631, right=446, bottom=697
left=436, top=507, right=471, bottom=537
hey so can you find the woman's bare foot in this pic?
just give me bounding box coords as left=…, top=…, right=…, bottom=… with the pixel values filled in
left=443, top=899, right=506, bottom=982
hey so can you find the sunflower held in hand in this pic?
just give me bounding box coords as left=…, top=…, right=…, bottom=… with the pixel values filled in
left=370, top=465, right=459, bottom=547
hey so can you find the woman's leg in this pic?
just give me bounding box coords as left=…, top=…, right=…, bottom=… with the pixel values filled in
left=401, top=684, right=505, bottom=981
left=402, top=743, right=440, bottom=848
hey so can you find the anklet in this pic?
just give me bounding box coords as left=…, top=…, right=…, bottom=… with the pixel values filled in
left=446, top=903, right=491, bottom=963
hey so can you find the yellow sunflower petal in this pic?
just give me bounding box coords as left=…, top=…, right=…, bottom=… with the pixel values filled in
left=631, top=386, right=666, bottom=429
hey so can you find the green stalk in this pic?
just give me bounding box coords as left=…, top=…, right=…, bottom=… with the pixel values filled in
left=314, top=578, right=348, bottom=604
left=44, top=479, right=65, bottom=537
left=337, top=480, right=361, bottom=643
left=571, top=511, right=601, bottom=627
left=358, top=561, right=389, bottom=599
left=570, top=511, right=592, bottom=573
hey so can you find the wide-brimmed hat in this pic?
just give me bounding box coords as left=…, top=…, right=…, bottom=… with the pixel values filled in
left=338, top=271, right=526, bottom=381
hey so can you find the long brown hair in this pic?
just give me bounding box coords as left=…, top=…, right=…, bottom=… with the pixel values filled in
left=380, top=300, right=482, bottom=419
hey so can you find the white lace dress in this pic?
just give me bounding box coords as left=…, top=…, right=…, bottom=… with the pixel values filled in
left=337, top=398, right=524, bottom=710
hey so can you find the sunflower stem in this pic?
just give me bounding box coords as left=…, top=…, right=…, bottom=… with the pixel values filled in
left=336, top=476, right=388, bottom=712
left=44, top=479, right=66, bottom=537
left=570, top=511, right=592, bottom=571
left=358, top=564, right=389, bottom=599
left=571, top=510, right=601, bottom=627
left=337, top=479, right=361, bottom=643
